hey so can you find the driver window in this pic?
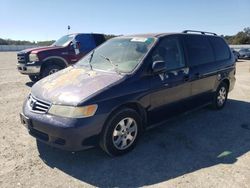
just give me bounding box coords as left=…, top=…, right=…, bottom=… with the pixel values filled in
left=75, top=35, right=95, bottom=52
left=152, top=36, right=185, bottom=71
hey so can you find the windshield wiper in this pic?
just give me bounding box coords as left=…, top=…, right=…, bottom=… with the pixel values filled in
left=99, top=54, right=120, bottom=74
left=88, top=50, right=95, bottom=70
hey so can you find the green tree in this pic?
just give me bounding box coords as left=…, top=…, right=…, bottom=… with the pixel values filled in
left=0, top=38, right=8, bottom=45
left=224, top=27, right=250, bottom=44
left=37, top=40, right=55, bottom=46
left=243, top=27, right=250, bottom=37
left=233, top=31, right=250, bottom=44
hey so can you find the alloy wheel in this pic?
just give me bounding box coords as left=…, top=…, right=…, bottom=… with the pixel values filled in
left=217, top=86, right=227, bottom=106
left=112, top=117, right=138, bottom=150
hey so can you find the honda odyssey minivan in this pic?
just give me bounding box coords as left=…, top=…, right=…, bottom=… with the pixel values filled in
left=20, top=30, right=236, bottom=156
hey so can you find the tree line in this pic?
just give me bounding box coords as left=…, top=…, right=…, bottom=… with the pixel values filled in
left=0, top=34, right=117, bottom=46
left=0, top=38, right=55, bottom=46
left=223, top=27, right=250, bottom=45
left=0, top=29, right=249, bottom=46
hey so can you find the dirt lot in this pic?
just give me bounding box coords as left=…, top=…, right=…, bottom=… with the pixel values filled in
left=0, top=52, right=250, bottom=188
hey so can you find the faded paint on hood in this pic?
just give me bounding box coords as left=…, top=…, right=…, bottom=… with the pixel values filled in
left=31, top=67, right=123, bottom=106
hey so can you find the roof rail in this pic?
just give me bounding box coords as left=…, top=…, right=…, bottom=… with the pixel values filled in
left=182, top=30, right=217, bottom=36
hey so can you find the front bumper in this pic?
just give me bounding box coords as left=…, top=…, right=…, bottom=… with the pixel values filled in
left=21, top=100, right=107, bottom=151
left=17, top=62, right=41, bottom=75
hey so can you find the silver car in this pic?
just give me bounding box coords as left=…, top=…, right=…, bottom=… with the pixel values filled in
left=239, top=48, right=250, bottom=59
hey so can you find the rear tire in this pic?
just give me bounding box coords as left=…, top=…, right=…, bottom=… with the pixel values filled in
left=28, top=75, right=40, bottom=82
left=100, top=108, right=142, bottom=156
left=41, top=64, right=62, bottom=78
left=212, top=82, right=228, bottom=110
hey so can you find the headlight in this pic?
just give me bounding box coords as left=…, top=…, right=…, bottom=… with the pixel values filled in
left=48, top=104, right=98, bottom=118
left=29, top=53, right=39, bottom=62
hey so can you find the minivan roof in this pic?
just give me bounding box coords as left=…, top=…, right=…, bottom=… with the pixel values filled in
left=125, top=33, right=179, bottom=38
left=124, top=31, right=220, bottom=38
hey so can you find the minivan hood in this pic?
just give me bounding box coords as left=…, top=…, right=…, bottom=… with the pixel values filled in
left=31, top=67, right=123, bottom=105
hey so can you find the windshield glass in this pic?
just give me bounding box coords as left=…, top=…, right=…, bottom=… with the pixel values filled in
left=76, top=37, right=156, bottom=73
left=52, top=34, right=75, bottom=47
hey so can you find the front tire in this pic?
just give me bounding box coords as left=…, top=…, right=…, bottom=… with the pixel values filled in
left=100, top=108, right=142, bottom=156
left=41, top=64, right=62, bottom=78
left=212, top=82, right=228, bottom=110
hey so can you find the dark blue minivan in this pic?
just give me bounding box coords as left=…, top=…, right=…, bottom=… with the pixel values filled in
left=20, top=30, right=236, bottom=156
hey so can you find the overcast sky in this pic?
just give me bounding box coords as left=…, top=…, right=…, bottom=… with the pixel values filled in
left=0, top=0, right=250, bottom=41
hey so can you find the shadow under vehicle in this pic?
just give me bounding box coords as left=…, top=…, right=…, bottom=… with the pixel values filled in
left=37, top=99, right=250, bottom=187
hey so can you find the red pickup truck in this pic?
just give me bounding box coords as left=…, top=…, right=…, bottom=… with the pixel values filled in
left=17, top=33, right=106, bottom=82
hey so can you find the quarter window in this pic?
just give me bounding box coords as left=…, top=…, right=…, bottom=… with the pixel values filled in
left=209, top=37, right=230, bottom=61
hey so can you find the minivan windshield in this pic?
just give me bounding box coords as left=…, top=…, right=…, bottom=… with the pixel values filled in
left=52, top=34, right=75, bottom=47
left=76, top=37, right=156, bottom=73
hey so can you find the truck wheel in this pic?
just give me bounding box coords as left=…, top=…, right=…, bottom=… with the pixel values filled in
left=212, top=82, right=228, bottom=110
left=41, top=64, right=62, bottom=78
left=100, top=108, right=142, bottom=156
left=28, top=75, right=40, bottom=82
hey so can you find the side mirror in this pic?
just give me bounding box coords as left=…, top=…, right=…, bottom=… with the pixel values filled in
left=69, top=42, right=74, bottom=50
left=70, top=41, right=80, bottom=49
left=75, top=41, right=80, bottom=49
left=152, top=61, right=167, bottom=74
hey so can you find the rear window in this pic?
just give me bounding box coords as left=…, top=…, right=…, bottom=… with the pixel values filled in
left=209, top=37, right=230, bottom=61
left=184, top=35, right=214, bottom=66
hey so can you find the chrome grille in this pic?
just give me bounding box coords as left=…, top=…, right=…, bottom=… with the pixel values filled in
left=17, top=54, right=28, bottom=64
left=28, top=95, right=51, bottom=114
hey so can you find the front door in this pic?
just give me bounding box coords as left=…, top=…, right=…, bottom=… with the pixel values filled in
left=148, top=36, right=192, bottom=124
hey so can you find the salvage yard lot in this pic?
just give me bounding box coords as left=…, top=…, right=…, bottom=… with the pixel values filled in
left=0, top=52, right=250, bottom=188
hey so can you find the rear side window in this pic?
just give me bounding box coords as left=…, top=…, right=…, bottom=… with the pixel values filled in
left=184, top=35, right=214, bottom=66
left=209, top=37, right=230, bottom=61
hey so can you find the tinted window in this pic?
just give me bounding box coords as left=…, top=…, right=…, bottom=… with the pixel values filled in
left=209, top=37, right=230, bottom=61
left=75, top=34, right=95, bottom=52
left=151, top=36, right=185, bottom=70
left=185, top=35, right=214, bottom=66
left=93, top=34, right=106, bottom=46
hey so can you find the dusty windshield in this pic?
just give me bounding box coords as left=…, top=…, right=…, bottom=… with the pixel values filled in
left=52, top=34, right=75, bottom=47
left=76, top=37, right=156, bottom=73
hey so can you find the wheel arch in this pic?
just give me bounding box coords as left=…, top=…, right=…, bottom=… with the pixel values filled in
left=41, top=56, right=68, bottom=72
left=221, top=78, right=230, bottom=89
left=101, top=102, right=148, bottom=135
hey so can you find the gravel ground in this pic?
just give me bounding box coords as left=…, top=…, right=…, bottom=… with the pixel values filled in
left=0, top=52, right=250, bottom=188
